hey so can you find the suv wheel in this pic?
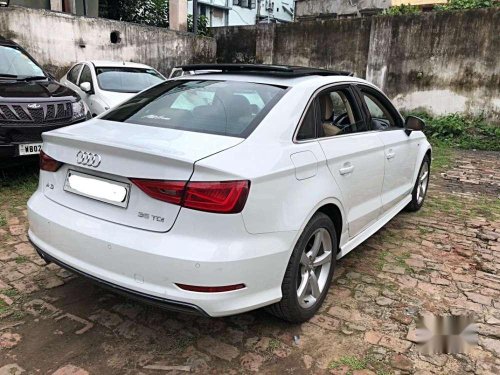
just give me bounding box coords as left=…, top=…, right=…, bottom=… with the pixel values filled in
left=406, top=155, right=430, bottom=212
left=268, top=212, right=337, bottom=323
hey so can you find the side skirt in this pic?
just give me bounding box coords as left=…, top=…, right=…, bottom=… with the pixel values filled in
left=337, top=195, right=411, bottom=259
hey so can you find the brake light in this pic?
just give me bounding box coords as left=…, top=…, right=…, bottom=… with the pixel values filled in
left=39, top=150, right=62, bottom=172
left=130, top=179, right=250, bottom=214
left=130, top=179, right=186, bottom=205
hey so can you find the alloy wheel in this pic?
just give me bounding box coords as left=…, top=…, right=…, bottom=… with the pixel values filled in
left=297, top=228, right=333, bottom=308
left=416, top=160, right=429, bottom=205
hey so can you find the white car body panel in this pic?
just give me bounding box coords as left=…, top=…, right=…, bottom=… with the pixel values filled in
left=28, top=72, right=431, bottom=317
left=60, top=60, right=165, bottom=116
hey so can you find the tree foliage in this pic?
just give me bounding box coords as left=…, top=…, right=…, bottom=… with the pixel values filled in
left=435, top=0, right=496, bottom=10
left=382, top=4, right=420, bottom=15
left=187, top=14, right=211, bottom=36
left=100, top=0, right=169, bottom=28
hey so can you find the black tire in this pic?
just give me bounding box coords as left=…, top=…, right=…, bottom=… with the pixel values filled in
left=406, top=154, right=431, bottom=212
left=267, top=212, right=337, bottom=323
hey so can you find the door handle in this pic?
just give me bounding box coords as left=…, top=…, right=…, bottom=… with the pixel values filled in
left=386, top=151, right=396, bottom=159
left=339, top=165, right=354, bottom=175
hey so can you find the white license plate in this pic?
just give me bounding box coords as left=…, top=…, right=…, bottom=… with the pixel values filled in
left=63, top=170, right=130, bottom=208
left=18, top=143, right=42, bottom=156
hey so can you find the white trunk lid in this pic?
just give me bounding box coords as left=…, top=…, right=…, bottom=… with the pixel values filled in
left=41, top=119, right=243, bottom=232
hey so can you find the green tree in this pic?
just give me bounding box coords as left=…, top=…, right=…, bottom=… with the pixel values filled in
left=382, top=4, right=421, bottom=15
left=100, top=0, right=169, bottom=28
left=436, top=0, right=496, bottom=10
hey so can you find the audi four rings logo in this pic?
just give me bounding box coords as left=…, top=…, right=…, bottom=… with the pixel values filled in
left=76, top=151, right=101, bottom=167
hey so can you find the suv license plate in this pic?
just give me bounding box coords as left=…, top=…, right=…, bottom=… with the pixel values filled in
left=19, top=143, right=42, bottom=156
left=64, top=170, right=130, bottom=208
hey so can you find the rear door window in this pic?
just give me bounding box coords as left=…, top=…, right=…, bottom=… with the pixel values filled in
left=102, top=80, right=287, bottom=138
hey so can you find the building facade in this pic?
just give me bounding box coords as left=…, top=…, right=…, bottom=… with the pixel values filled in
left=295, top=0, right=447, bottom=20
left=188, top=0, right=294, bottom=27
left=9, top=0, right=99, bottom=17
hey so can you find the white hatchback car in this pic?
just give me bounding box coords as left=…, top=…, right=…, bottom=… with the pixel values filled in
left=60, top=61, right=165, bottom=116
left=28, top=64, right=431, bottom=322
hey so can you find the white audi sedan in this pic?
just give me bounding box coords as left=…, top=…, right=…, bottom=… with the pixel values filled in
left=28, top=64, right=431, bottom=322
left=60, top=61, right=165, bottom=116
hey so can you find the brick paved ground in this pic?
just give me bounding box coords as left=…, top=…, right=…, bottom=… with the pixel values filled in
left=0, top=149, right=499, bottom=374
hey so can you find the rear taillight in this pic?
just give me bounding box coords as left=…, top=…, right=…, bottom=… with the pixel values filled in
left=39, top=150, right=62, bottom=172
left=130, top=179, right=186, bottom=205
left=131, top=179, right=250, bottom=214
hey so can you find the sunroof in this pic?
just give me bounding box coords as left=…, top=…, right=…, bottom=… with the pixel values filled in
left=179, top=64, right=353, bottom=77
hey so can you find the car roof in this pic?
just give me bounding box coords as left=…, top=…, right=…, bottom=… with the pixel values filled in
left=176, top=72, right=371, bottom=89
left=172, top=64, right=374, bottom=89
left=85, top=60, right=156, bottom=69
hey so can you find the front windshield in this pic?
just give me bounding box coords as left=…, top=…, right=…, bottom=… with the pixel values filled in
left=96, top=67, right=164, bottom=93
left=0, top=45, right=46, bottom=78
left=102, top=80, right=286, bottom=138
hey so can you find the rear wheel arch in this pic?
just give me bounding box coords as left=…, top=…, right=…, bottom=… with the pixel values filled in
left=316, top=203, right=343, bottom=251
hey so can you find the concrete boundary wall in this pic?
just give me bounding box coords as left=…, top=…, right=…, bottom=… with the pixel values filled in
left=0, top=6, right=216, bottom=78
left=213, top=9, right=500, bottom=120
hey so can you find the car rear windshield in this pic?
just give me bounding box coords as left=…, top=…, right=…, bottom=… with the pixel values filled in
left=95, top=67, right=164, bottom=93
left=102, top=80, right=287, bottom=138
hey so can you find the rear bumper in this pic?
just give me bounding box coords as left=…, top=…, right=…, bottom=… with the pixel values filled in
left=32, top=243, right=209, bottom=316
left=28, top=191, right=297, bottom=317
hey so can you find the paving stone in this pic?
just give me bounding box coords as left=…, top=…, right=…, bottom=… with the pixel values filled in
left=479, top=337, right=500, bottom=356
left=14, top=243, right=35, bottom=257
left=198, top=336, right=239, bottom=361
left=8, top=225, right=24, bottom=236
left=16, top=262, right=41, bottom=275
left=465, top=292, right=492, bottom=306
left=0, top=332, right=22, bottom=349
left=88, top=309, right=123, bottom=329
left=378, top=335, right=412, bottom=353
left=43, top=276, right=65, bottom=289
left=376, top=296, right=394, bottom=306
left=382, top=264, right=405, bottom=275
left=391, top=354, right=413, bottom=371
left=240, top=353, right=264, bottom=372
left=310, top=314, right=341, bottom=331
left=0, top=364, right=25, bottom=375
left=364, top=331, right=382, bottom=345
left=10, top=279, right=39, bottom=294
left=430, top=277, right=451, bottom=286
left=51, top=365, right=89, bottom=375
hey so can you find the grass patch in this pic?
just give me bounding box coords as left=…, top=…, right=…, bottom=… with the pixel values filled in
left=0, top=299, right=10, bottom=315
left=0, top=164, right=39, bottom=208
left=406, top=112, right=499, bottom=152
left=394, top=251, right=411, bottom=271
left=422, top=193, right=500, bottom=220
left=0, top=212, right=6, bottom=227
left=14, top=256, right=29, bottom=264
left=1, top=289, right=19, bottom=297
left=376, top=250, right=390, bottom=271
left=268, top=338, right=281, bottom=351
left=430, top=141, right=454, bottom=173
left=328, top=356, right=367, bottom=371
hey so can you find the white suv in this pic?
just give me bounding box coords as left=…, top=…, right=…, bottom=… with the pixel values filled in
left=28, top=64, right=431, bottom=322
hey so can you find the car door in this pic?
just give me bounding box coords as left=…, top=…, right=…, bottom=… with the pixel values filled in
left=314, top=85, right=385, bottom=238
left=76, top=64, right=98, bottom=114
left=63, top=63, right=83, bottom=95
left=355, top=85, right=420, bottom=213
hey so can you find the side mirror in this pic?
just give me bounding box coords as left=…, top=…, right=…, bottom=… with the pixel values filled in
left=80, top=82, right=92, bottom=93
left=404, top=115, right=425, bottom=135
